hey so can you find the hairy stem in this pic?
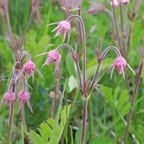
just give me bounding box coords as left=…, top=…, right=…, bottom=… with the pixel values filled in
left=67, top=15, right=87, bottom=93
left=7, top=103, right=14, bottom=144
left=81, top=98, right=88, bottom=144
left=88, top=98, right=93, bottom=144
left=57, top=44, right=82, bottom=90
left=20, top=107, right=27, bottom=133
left=90, top=46, right=121, bottom=90
left=112, top=3, right=121, bottom=49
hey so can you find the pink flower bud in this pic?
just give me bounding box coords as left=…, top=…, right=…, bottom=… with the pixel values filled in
left=111, top=56, right=135, bottom=79
left=1, top=91, right=16, bottom=106
left=52, top=20, right=71, bottom=41
left=18, top=90, right=32, bottom=113
left=43, top=50, right=60, bottom=66
left=18, top=90, right=30, bottom=102
left=58, top=0, right=82, bottom=11
left=23, top=60, right=36, bottom=76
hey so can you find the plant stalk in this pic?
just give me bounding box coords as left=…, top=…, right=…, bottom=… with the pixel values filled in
left=112, top=2, right=121, bottom=49
left=7, top=103, right=14, bottom=144
left=81, top=98, right=88, bottom=144
left=122, top=59, right=144, bottom=142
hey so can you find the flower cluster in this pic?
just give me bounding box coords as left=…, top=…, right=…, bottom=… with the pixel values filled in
left=52, top=20, right=71, bottom=41
left=18, top=90, right=32, bottom=113
left=111, top=55, right=135, bottom=79
left=43, top=49, right=60, bottom=66
left=0, top=51, right=36, bottom=114
left=1, top=91, right=16, bottom=107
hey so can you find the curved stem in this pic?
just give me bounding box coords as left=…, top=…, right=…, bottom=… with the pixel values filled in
left=90, top=46, right=121, bottom=89
left=81, top=98, right=88, bottom=144
left=100, top=46, right=121, bottom=61
left=67, top=15, right=87, bottom=93
left=56, top=44, right=82, bottom=91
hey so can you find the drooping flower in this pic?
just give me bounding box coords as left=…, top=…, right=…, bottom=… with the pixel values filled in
left=111, top=56, right=135, bottom=79
left=58, top=0, right=82, bottom=11
left=23, top=60, right=36, bottom=76
left=43, top=49, right=60, bottom=66
left=1, top=91, right=16, bottom=107
left=18, top=90, right=32, bottom=113
left=52, top=20, right=71, bottom=41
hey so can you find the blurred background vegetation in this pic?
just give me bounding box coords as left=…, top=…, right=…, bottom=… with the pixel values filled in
left=0, top=0, right=144, bottom=143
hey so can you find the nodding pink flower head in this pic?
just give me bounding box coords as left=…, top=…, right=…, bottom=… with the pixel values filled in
left=23, top=60, right=36, bottom=76
left=43, top=49, right=60, bottom=66
left=52, top=20, right=71, bottom=40
left=111, top=56, right=135, bottom=79
left=58, top=0, right=82, bottom=11
left=1, top=91, right=16, bottom=107
left=18, top=90, right=32, bottom=113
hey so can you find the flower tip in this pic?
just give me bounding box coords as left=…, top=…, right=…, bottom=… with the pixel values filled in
left=54, top=33, right=59, bottom=38
left=42, top=63, right=46, bottom=67
left=126, top=63, right=136, bottom=75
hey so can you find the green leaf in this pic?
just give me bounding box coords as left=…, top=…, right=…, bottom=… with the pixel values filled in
left=68, top=76, right=78, bottom=92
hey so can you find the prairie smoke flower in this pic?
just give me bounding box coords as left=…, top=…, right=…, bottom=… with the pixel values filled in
left=18, top=90, right=32, bottom=112
left=43, top=49, right=60, bottom=66
left=23, top=60, right=36, bottom=76
left=52, top=20, right=71, bottom=41
left=1, top=91, right=15, bottom=107
left=111, top=56, right=135, bottom=79
left=58, top=0, right=82, bottom=11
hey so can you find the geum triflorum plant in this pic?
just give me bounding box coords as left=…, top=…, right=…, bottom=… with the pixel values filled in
left=41, top=14, right=135, bottom=144
left=0, top=50, right=37, bottom=144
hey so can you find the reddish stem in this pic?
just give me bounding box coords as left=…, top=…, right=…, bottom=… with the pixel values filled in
left=81, top=98, right=88, bottom=144
left=122, top=59, right=143, bottom=142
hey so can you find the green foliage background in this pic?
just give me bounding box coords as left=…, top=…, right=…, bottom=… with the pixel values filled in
left=0, top=0, right=144, bottom=143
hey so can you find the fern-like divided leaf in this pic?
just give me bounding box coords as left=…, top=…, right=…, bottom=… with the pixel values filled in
left=29, top=105, right=71, bottom=144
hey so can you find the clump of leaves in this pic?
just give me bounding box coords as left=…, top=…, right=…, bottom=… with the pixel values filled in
left=29, top=104, right=71, bottom=144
